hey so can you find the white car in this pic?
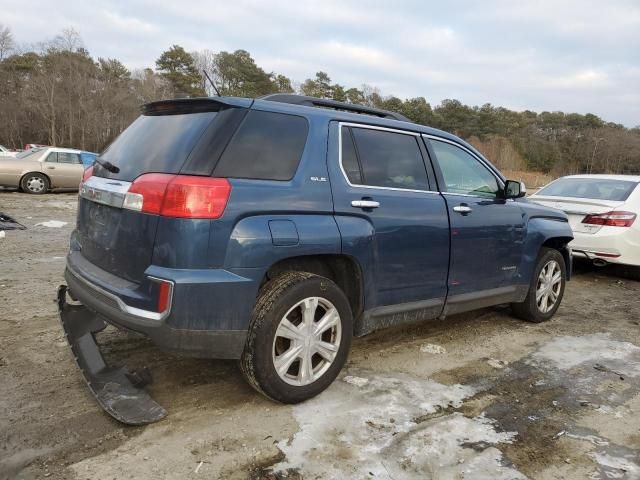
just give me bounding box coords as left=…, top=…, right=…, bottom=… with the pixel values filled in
left=529, top=174, right=640, bottom=267
left=0, top=145, right=18, bottom=158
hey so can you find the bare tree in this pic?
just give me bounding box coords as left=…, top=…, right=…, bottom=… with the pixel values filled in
left=0, top=24, right=15, bottom=60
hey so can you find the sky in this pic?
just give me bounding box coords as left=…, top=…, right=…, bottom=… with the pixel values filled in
left=2, top=0, right=639, bottom=126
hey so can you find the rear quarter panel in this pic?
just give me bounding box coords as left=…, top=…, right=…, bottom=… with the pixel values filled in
left=0, top=159, right=42, bottom=187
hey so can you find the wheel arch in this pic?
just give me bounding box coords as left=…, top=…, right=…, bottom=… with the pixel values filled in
left=20, top=171, right=51, bottom=191
left=262, top=254, right=364, bottom=326
left=542, top=236, right=573, bottom=280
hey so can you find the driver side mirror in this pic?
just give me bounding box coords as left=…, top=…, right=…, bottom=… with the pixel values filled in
left=503, top=180, right=527, bottom=199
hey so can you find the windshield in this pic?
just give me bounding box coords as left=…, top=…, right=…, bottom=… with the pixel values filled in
left=16, top=148, right=43, bottom=159
left=537, top=178, right=638, bottom=201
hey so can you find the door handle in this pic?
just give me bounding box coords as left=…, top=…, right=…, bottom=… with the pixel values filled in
left=351, top=200, right=380, bottom=209
left=453, top=204, right=472, bottom=214
left=47, top=166, right=55, bottom=170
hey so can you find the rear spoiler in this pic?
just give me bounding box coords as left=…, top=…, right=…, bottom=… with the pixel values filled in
left=142, top=97, right=253, bottom=116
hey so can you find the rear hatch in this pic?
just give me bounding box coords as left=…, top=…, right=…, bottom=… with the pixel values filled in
left=530, top=177, right=638, bottom=235
left=75, top=98, right=250, bottom=282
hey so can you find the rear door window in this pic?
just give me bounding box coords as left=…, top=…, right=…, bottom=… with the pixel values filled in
left=340, top=127, right=363, bottom=184
left=347, top=127, right=429, bottom=190
left=57, top=152, right=82, bottom=164
left=213, top=110, right=308, bottom=181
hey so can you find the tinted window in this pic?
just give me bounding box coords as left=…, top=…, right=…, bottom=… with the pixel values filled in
left=430, top=140, right=500, bottom=197
left=350, top=128, right=428, bottom=190
left=98, top=112, right=217, bottom=181
left=214, top=110, right=308, bottom=181
left=537, top=178, right=638, bottom=201
left=341, top=127, right=363, bottom=184
left=45, top=152, right=57, bottom=163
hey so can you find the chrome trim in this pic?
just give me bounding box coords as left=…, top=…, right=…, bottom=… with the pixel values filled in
left=79, top=176, right=132, bottom=208
left=337, top=122, right=440, bottom=195
left=67, top=266, right=173, bottom=321
left=422, top=134, right=505, bottom=189
left=340, top=122, right=421, bottom=136
left=351, top=200, right=380, bottom=209
left=453, top=205, right=472, bottom=213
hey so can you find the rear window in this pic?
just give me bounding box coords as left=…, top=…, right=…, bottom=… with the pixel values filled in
left=97, top=112, right=217, bottom=181
left=16, top=148, right=43, bottom=159
left=213, top=110, right=308, bottom=181
left=537, top=178, right=638, bottom=201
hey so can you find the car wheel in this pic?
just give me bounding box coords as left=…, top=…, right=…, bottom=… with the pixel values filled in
left=511, top=247, right=566, bottom=323
left=240, top=271, right=353, bottom=403
left=20, top=173, right=49, bottom=194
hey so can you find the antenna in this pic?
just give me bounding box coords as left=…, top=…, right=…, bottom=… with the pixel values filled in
left=202, top=70, right=221, bottom=96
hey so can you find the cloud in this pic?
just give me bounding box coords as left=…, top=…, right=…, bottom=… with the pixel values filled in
left=1, top=0, right=639, bottom=126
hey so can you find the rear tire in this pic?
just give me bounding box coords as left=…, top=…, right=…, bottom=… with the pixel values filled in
left=240, top=272, right=353, bottom=404
left=20, top=173, right=49, bottom=194
left=511, top=247, right=566, bottom=323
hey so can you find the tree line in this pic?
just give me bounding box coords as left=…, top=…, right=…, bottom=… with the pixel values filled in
left=1, top=26, right=638, bottom=176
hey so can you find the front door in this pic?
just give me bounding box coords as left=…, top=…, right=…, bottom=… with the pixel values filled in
left=328, top=122, right=450, bottom=317
left=425, top=136, right=526, bottom=308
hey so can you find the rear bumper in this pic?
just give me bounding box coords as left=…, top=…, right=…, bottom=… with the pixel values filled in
left=570, top=228, right=640, bottom=266
left=65, top=254, right=260, bottom=359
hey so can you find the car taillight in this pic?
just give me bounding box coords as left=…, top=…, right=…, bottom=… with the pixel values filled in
left=82, top=165, right=94, bottom=182
left=123, top=173, right=231, bottom=219
left=582, top=211, right=636, bottom=228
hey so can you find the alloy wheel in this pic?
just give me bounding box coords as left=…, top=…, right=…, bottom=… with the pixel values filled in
left=536, top=260, right=562, bottom=313
left=272, top=296, right=342, bottom=386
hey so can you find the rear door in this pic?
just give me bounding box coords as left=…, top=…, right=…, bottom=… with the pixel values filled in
left=44, top=151, right=84, bottom=188
left=328, top=122, right=450, bottom=313
left=425, top=136, right=526, bottom=301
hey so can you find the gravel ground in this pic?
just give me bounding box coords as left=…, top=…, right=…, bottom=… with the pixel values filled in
left=1, top=191, right=639, bottom=480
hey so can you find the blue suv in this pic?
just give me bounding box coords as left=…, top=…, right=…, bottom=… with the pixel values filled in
left=58, top=94, right=573, bottom=424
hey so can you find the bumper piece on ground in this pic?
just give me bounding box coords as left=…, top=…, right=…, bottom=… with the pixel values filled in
left=57, top=285, right=167, bottom=425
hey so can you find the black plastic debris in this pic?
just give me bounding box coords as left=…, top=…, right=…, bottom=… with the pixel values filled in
left=57, top=285, right=167, bottom=425
left=0, top=212, right=26, bottom=231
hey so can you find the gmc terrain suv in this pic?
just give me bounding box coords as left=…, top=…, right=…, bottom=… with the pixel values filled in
left=58, top=94, right=573, bottom=424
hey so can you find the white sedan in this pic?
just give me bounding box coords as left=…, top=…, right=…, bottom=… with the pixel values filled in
left=529, top=174, right=640, bottom=267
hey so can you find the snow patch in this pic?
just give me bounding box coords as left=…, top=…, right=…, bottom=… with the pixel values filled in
left=590, top=452, right=640, bottom=479
left=272, top=372, right=523, bottom=479
left=343, top=375, right=369, bottom=387
left=420, top=343, right=447, bottom=354
left=528, top=333, right=640, bottom=377
left=35, top=220, right=67, bottom=228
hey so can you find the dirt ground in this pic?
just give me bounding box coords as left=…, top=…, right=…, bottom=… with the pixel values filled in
left=1, top=191, right=639, bottom=480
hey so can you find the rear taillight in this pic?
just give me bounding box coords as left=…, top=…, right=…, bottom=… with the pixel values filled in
left=582, top=211, right=636, bottom=228
left=123, top=174, right=231, bottom=219
left=82, top=165, right=94, bottom=182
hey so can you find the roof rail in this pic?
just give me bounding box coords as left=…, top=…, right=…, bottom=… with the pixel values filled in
left=260, top=94, right=411, bottom=122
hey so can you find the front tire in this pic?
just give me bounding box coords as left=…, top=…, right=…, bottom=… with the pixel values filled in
left=240, top=272, right=353, bottom=403
left=511, top=247, right=566, bottom=323
left=20, top=173, right=49, bottom=194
